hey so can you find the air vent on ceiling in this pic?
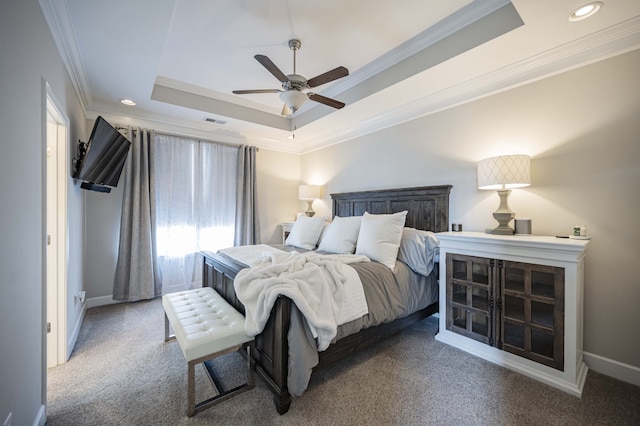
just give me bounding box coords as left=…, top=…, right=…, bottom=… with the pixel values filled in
left=203, top=117, right=226, bottom=125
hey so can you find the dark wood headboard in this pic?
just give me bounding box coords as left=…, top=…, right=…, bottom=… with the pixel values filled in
left=331, top=185, right=452, bottom=233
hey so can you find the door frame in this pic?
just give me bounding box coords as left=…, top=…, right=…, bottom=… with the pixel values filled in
left=44, top=82, right=69, bottom=368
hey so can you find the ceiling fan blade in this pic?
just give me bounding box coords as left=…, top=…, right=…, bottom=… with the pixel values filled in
left=254, top=55, right=289, bottom=83
left=307, top=66, right=349, bottom=88
left=232, top=89, right=281, bottom=94
left=308, top=93, right=345, bottom=109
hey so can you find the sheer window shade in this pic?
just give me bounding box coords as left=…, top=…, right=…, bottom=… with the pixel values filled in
left=154, top=134, right=239, bottom=294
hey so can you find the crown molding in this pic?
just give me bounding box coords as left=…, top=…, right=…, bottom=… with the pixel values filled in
left=39, top=0, right=640, bottom=156
left=293, top=0, right=519, bottom=126
left=320, top=0, right=511, bottom=100
left=299, top=16, right=640, bottom=154
left=39, top=0, right=91, bottom=112
left=85, top=106, right=302, bottom=155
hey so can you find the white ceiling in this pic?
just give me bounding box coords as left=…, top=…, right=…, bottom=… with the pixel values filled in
left=40, top=0, right=640, bottom=154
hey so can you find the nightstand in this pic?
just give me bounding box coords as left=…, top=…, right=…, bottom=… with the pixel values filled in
left=281, top=222, right=295, bottom=243
left=436, top=231, right=589, bottom=396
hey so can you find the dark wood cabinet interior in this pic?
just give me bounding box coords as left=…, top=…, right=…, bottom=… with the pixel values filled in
left=446, top=253, right=565, bottom=370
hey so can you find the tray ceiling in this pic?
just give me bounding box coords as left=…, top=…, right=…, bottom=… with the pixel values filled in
left=40, top=0, right=640, bottom=153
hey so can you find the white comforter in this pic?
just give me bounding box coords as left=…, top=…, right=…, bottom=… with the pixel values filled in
left=232, top=249, right=370, bottom=351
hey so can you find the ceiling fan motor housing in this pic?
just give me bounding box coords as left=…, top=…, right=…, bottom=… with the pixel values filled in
left=283, top=74, right=308, bottom=91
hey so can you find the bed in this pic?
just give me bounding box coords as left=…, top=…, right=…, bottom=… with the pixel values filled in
left=201, top=185, right=451, bottom=414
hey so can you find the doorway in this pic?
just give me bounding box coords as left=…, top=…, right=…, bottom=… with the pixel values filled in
left=45, top=86, right=69, bottom=368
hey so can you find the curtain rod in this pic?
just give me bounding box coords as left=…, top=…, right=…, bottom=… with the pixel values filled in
left=155, top=130, right=251, bottom=149
left=114, top=125, right=257, bottom=151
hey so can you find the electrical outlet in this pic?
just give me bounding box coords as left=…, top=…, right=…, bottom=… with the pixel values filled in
left=3, top=412, right=13, bottom=426
left=74, top=291, right=87, bottom=304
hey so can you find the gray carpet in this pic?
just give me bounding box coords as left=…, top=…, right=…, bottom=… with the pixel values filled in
left=47, top=299, right=640, bottom=425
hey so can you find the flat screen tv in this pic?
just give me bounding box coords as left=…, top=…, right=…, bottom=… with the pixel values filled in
left=72, top=116, right=131, bottom=193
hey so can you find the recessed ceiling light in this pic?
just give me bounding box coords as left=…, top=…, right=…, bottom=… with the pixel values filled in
left=569, top=2, right=603, bottom=22
left=120, top=99, right=136, bottom=106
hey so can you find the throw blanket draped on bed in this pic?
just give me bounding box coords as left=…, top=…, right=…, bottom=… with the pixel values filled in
left=233, top=250, right=370, bottom=351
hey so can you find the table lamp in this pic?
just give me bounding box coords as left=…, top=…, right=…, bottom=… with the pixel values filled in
left=298, top=184, right=320, bottom=217
left=477, top=155, right=531, bottom=235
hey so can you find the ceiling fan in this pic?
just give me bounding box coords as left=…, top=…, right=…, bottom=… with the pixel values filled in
left=233, top=39, right=349, bottom=116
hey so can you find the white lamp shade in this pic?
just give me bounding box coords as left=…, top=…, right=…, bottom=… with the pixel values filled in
left=298, top=184, right=320, bottom=200
left=280, top=90, right=308, bottom=113
left=477, top=155, right=531, bottom=190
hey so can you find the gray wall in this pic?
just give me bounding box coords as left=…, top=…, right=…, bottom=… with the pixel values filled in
left=302, top=50, right=640, bottom=371
left=83, top=150, right=126, bottom=302
left=0, top=1, right=87, bottom=425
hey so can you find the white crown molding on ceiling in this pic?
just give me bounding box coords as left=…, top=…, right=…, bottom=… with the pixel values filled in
left=83, top=104, right=305, bottom=154
left=314, top=0, right=511, bottom=103
left=151, top=76, right=292, bottom=131
left=83, top=109, right=303, bottom=155
left=87, top=109, right=246, bottom=144
left=38, top=0, right=92, bottom=111
left=40, top=0, right=640, bottom=156
left=293, top=1, right=523, bottom=131
left=298, top=15, right=640, bottom=154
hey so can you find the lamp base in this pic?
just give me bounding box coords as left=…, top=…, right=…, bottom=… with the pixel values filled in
left=486, top=224, right=515, bottom=235
left=488, top=190, right=515, bottom=235
left=304, top=200, right=315, bottom=217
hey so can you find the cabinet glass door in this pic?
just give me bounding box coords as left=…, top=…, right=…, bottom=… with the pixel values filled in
left=446, top=254, right=495, bottom=345
left=500, top=261, right=565, bottom=370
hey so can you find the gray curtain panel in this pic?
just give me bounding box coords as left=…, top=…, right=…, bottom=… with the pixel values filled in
left=234, top=145, right=259, bottom=246
left=113, top=128, right=160, bottom=301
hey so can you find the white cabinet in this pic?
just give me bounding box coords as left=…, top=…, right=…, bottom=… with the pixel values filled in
left=436, top=232, right=589, bottom=396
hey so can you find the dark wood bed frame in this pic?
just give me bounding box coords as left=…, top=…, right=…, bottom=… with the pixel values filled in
left=201, top=185, right=452, bottom=414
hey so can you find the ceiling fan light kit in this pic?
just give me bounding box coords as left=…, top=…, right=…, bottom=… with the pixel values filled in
left=279, top=89, right=308, bottom=113
left=233, top=39, right=349, bottom=116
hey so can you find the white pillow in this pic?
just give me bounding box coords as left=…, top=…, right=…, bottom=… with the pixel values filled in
left=318, top=216, right=362, bottom=254
left=398, top=227, right=440, bottom=276
left=285, top=215, right=325, bottom=250
left=355, top=211, right=408, bottom=270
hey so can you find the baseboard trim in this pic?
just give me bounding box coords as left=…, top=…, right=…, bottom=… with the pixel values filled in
left=34, top=404, right=45, bottom=426
left=87, top=295, right=122, bottom=309
left=66, top=303, right=86, bottom=361
left=584, top=351, right=640, bottom=387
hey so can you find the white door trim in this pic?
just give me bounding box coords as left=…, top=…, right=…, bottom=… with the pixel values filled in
left=45, top=83, right=69, bottom=367
left=46, top=111, right=59, bottom=368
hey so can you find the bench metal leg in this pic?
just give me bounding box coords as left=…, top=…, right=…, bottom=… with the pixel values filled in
left=187, top=343, right=255, bottom=417
left=188, top=359, right=197, bottom=417
left=164, top=313, right=175, bottom=342
left=247, top=344, right=255, bottom=388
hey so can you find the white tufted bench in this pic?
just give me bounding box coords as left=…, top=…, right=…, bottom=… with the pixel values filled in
left=162, top=287, right=254, bottom=417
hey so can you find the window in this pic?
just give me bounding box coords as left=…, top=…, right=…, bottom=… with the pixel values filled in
left=154, top=134, right=238, bottom=293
